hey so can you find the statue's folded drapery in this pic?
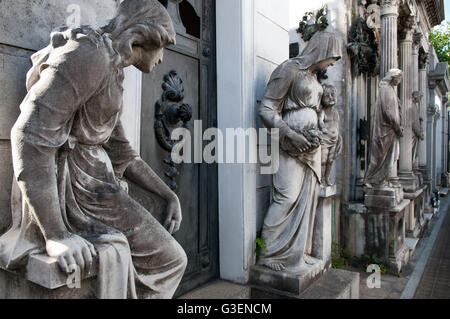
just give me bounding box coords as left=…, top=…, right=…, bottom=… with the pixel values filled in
left=0, top=28, right=186, bottom=298
left=365, top=81, right=401, bottom=184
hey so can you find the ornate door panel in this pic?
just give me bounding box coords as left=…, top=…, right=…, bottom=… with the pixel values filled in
left=138, top=0, right=217, bottom=296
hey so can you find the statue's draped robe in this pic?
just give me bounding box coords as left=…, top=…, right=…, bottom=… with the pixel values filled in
left=411, top=103, right=422, bottom=166
left=0, top=28, right=186, bottom=299
left=365, top=82, right=401, bottom=184
left=257, top=31, right=341, bottom=271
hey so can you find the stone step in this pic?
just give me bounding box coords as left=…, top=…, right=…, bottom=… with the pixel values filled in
left=439, top=188, right=449, bottom=197
left=178, top=280, right=250, bottom=299
left=405, top=237, right=420, bottom=260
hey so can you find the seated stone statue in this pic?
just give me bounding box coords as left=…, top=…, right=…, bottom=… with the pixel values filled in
left=0, top=0, right=187, bottom=299
left=318, top=84, right=342, bottom=186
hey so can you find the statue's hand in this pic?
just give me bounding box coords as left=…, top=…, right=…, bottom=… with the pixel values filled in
left=46, top=233, right=97, bottom=275
left=288, top=131, right=312, bottom=153
left=396, top=127, right=404, bottom=138
left=164, top=196, right=182, bottom=235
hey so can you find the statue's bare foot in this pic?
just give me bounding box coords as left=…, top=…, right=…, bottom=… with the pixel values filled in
left=264, top=262, right=286, bottom=272
left=303, top=255, right=317, bottom=265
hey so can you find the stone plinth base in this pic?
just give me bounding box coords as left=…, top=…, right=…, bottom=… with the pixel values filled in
left=364, top=185, right=403, bottom=209
left=249, top=262, right=329, bottom=298
left=250, top=269, right=359, bottom=299
left=399, top=172, right=421, bottom=193
left=0, top=251, right=99, bottom=298
left=0, top=268, right=96, bottom=299
left=365, top=199, right=410, bottom=273
left=404, top=186, right=426, bottom=238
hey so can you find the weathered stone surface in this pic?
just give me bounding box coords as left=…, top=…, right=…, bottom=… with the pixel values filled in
left=249, top=263, right=328, bottom=297
left=0, top=0, right=119, bottom=51
left=251, top=268, right=360, bottom=299
left=0, top=141, right=13, bottom=235
left=257, top=31, right=341, bottom=273
left=0, top=0, right=186, bottom=299
left=0, top=46, right=32, bottom=140
left=300, top=268, right=359, bottom=299
left=0, top=269, right=96, bottom=299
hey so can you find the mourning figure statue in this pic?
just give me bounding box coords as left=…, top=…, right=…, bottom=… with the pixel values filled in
left=0, top=0, right=187, bottom=299
left=365, top=69, right=404, bottom=187
left=257, top=31, right=341, bottom=272
left=412, top=91, right=424, bottom=169
left=318, top=84, right=342, bottom=186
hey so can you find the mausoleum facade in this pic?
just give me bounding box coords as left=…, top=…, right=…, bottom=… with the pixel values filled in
left=0, top=0, right=448, bottom=298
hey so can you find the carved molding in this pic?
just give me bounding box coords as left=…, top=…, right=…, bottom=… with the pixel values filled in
left=154, top=70, right=193, bottom=191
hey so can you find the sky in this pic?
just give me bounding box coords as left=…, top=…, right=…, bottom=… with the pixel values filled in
left=446, top=0, right=450, bottom=21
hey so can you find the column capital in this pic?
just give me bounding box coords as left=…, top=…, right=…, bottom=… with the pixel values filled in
left=413, top=31, right=423, bottom=49
left=398, top=15, right=416, bottom=41
left=428, top=79, right=437, bottom=90
left=381, top=0, right=400, bottom=16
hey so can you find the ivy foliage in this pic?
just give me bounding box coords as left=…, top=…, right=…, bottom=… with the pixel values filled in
left=429, top=21, right=450, bottom=67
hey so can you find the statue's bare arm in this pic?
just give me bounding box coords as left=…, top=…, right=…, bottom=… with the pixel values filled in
left=259, top=98, right=312, bottom=153
left=11, top=66, right=97, bottom=274
left=124, top=159, right=182, bottom=234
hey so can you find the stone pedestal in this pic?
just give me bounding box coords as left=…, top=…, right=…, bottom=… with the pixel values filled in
left=0, top=251, right=99, bottom=298
left=249, top=185, right=337, bottom=298
left=250, top=268, right=360, bottom=300
left=364, top=185, right=404, bottom=209
left=404, top=185, right=427, bottom=238
left=365, top=199, right=410, bottom=273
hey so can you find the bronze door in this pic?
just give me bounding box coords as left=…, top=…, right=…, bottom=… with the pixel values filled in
left=137, top=0, right=218, bottom=296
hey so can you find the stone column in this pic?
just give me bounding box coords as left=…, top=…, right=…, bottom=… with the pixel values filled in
left=411, top=32, right=421, bottom=171
left=426, top=80, right=438, bottom=188
left=418, top=53, right=429, bottom=169
left=398, top=19, right=419, bottom=192
left=380, top=0, right=400, bottom=78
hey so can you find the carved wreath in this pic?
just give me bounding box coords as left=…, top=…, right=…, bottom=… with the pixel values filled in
left=296, top=6, right=329, bottom=42
left=347, top=17, right=379, bottom=76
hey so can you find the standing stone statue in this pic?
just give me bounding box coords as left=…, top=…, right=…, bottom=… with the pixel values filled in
left=318, top=84, right=342, bottom=186
left=365, top=69, right=404, bottom=187
left=0, top=0, right=187, bottom=299
left=412, top=91, right=424, bottom=169
left=257, top=31, right=341, bottom=272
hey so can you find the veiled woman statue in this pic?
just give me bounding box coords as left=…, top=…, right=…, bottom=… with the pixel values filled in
left=257, top=31, right=341, bottom=272
left=365, top=69, right=404, bottom=187
left=0, top=0, right=187, bottom=299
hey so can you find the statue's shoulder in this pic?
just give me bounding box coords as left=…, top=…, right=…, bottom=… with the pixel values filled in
left=269, top=59, right=303, bottom=81
left=44, top=27, right=116, bottom=74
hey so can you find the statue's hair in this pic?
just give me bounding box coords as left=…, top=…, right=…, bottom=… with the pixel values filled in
left=102, top=0, right=176, bottom=49
left=383, top=68, right=403, bottom=83
left=412, top=91, right=423, bottom=98
left=322, top=83, right=337, bottom=93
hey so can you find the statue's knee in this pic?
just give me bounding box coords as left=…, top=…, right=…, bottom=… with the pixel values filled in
left=168, top=238, right=187, bottom=270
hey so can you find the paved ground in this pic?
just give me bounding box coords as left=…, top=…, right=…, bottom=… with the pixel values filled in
left=351, top=194, right=450, bottom=299
left=414, top=201, right=450, bottom=298
left=179, top=196, right=450, bottom=299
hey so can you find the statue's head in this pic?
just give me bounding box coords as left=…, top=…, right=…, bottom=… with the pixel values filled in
left=103, top=0, right=176, bottom=73
left=295, top=31, right=342, bottom=73
left=412, top=91, right=423, bottom=104
left=322, top=84, right=337, bottom=108
left=383, top=69, right=403, bottom=86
